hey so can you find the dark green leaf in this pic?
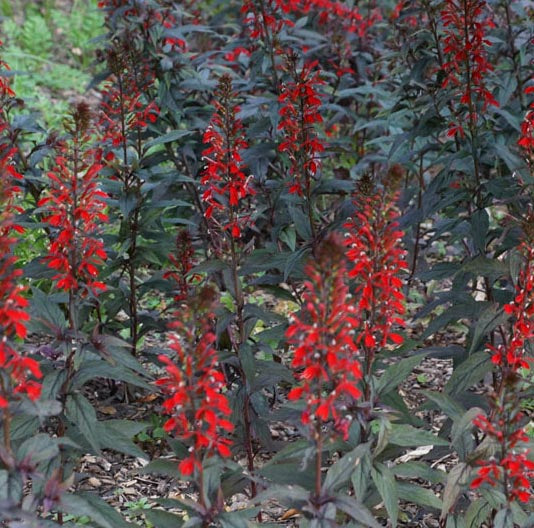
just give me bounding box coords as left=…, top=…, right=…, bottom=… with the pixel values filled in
left=139, top=459, right=183, bottom=478
left=60, top=493, right=134, bottom=528
left=71, top=360, right=151, bottom=390
left=371, top=463, right=398, bottom=527
left=440, top=463, right=469, bottom=521
left=422, top=390, right=465, bottom=421
left=94, top=421, right=148, bottom=459
left=389, top=424, right=449, bottom=447
left=470, top=209, right=489, bottom=254
left=397, top=482, right=442, bottom=510
left=145, top=130, right=191, bottom=148
left=323, top=444, right=369, bottom=493
left=451, top=408, right=483, bottom=461
left=376, top=353, right=426, bottom=396
left=494, top=508, right=515, bottom=528
left=332, top=495, right=381, bottom=528
left=65, top=394, right=100, bottom=454
left=444, top=352, right=492, bottom=395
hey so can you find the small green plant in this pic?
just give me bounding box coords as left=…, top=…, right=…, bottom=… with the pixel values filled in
left=61, top=514, right=92, bottom=525
left=135, top=415, right=166, bottom=444
left=416, top=373, right=428, bottom=384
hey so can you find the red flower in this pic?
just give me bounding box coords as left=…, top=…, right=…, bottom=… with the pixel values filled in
left=39, top=103, right=108, bottom=296
left=241, top=0, right=294, bottom=42
left=156, top=286, right=234, bottom=475
left=519, top=86, right=534, bottom=162
left=441, top=0, right=498, bottom=136
left=98, top=43, right=159, bottom=160
left=287, top=234, right=362, bottom=440
left=201, top=74, right=254, bottom=239
left=0, top=41, right=15, bottom=99
left=99, top=79, right=159, bottom=153
left=471, top=243, right=534, bottom=504
left=343, top=181, right=408, bottom=353
left=0, top=46, right=42, bottom=408
left=276, top=0, right=377, bottom=37
left=490, top=244, right=534, bottom=371
left=278, top=56, right=325, bottom=196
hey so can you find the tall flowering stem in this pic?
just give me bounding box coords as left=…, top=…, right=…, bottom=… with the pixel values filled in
left=39, top=103, right=108, bottom=318
left=287, top=233, right=363, bottom=499
left=38, top=104, right=108, bottom=483
left=201, top=74, right=254, bottom=240
left=241, top=0, right=292, bottom=89
left=278, top=54, right=325, bottom=240
left=0, top=44, right=42, bottom=453
left=343, top=177, right=408, bottom=418
left=441, top=0, right=498, bottom=137
left=241, top=0, right=293, bottom=46
left=441, top=0, right=498, bottom=193
left=98, top=40, right=159, bottom=355
left=157, top=286, right=233, bottom=519
left=470, top=242, right=534, bottom=507
left=201, top=74, right=259, bottom=504
left=518, top=85, right=534, bottom=176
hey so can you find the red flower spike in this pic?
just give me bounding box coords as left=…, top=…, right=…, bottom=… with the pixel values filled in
left=471, top=243, right=534, bottom=504
left=273, top=0, right=375, bottom=38
left=519, top=86, right=534, bottom=164
left=201, top=74, right=254, bottom=239
left=344, top=181, right=408, bottom=355
left=278, top=55, right=325, bottom=196
left=157, top=286, right=234, bottom=475
left=97, top=39, right=160, bottom=164
left=40, top=103, right=108, bottom=296
left=440, top=0, right=498, bottom=135
left=287, top=234, right=363, bottom=440
left=0, top=44, right=42, bottom=407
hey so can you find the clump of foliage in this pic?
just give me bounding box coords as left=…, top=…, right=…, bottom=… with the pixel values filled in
left=0, top=0, right=533, bottom=527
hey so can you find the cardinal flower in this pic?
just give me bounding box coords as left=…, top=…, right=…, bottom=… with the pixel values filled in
left=0, top=45, right=41, bottom=408
left=278, top=55, right=325, bottom=197
left=441, top=0, right=498, bottom=137
left=39, top=103, right=108, bottom=296
left=201, top=74, right=254, bottom=239
left=156, top=286, right=233, bottom=476
left=287, top=233, right=362, bottom=440
left=471, top=242, right=534, bottom=504
left=344, top=177, right=408, bottom=355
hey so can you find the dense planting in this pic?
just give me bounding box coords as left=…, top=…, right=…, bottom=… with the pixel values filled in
left=0, top=0, right=533, bottom=527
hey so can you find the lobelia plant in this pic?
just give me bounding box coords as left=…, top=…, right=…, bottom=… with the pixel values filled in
left=278, top=54, right=325, bottom=241
left=343, top=175, right=408, bottom=428
left=0, top=43, right=41, bottom=442
left=440, top=0, right=499, bottom=198
left=201, top=74, right=254, bottom=241
left=462, top=97, right=534, bottom=524
left=200, top=72, right=261, bottom=503
left=36, top=102, right=108, bottom=518
left=34, top=101, right=152, bottom=525
left=97, top=11, right=160, bottom=355
left=469, top=240, right=534, bottom=518
left=163, top=229, right=197, bottom=305
left=0, top=43, right=70, bottom=528
left=38, top=101, right=108, bottom=353
left=155, top=285, right=235, bottom=525
left=519, top=85, right=534, bottom=178
left=282, top=233, right=367, bottom=523
left=2, top=0, right=534, bottom=525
